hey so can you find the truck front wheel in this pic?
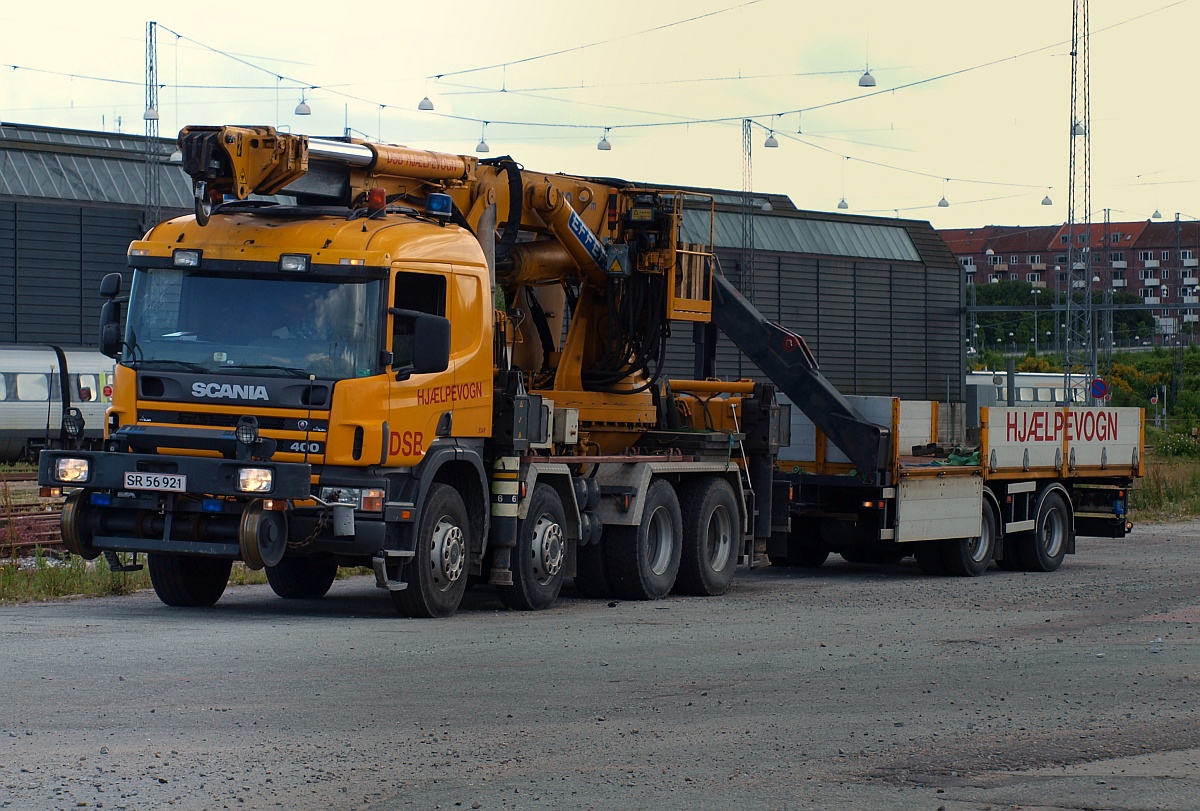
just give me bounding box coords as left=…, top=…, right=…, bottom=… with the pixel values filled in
left=266, top=553, right=339, bottom=599
left=392, top=484, right=470, bottom=618
left=606, top=479, right=682, bottom=600
left=147, top=553, right=232, bottom=607
left=499, top=484, right=567, bottom=611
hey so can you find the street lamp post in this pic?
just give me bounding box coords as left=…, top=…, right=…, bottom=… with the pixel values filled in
left=1031, top=287, right=1042, bottom=354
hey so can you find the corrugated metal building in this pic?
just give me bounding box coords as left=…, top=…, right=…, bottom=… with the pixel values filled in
left=674, top=189, right=962, bottom=401
left=0, top=123, right=963, bottom=402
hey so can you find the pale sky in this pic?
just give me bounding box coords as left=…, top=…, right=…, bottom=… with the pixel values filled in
left=1, top=0, right=1194, bottom=229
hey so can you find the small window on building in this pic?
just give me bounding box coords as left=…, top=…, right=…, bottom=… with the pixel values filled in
left=1140, top=287, right=1155, bottom=299
left=1162, top=250, right=1171, bottom=261
left=990, top=273, right=1004, bottom=283
left=1139, top=250, right=1154, bottom=261
left=1028, top=255, right=1041, bottom=264
left=1056, top=271, right=1069, bottom=283
left=988, top=254, right=1001, bottom=266
left=1162, top=268, right=1171, bottom=279
left=1009, top=273, right=1018, bottom=280
left=1110, top=251, right=1124, bottom=262
left=959, top=256, right=975, bottom=268
left=1182, top=250, right=1195, bottom=260
left=1140, top=268, right=1157, bottom=280
left=1055, top=254, right=1068, bottom=264
left=1026, top=272, right=1041, bottom=283
left=1009, top=255, right=1018, bottom=265
left=1060, top=235, right=1069, bottom=244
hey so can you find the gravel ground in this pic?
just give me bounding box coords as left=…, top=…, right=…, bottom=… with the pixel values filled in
left=1, top=521, right=1197, bottom=811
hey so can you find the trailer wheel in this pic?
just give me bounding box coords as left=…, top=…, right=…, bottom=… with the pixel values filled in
left=914, top=541, right=947, bottom=576
left=266, top=553, right=339, bottom=599
left=605, top=479, right=682, bottom=600
left=1014, top=491, right=1070, bottom=573
left=147, top=553, right=232, bottom=607
left=940, top=504, right=996, bottom=577
left=674, top=477, right=739, bottom=596
left=499, top=484, right=567, bottom=611
left=392, top=484, right=470, bottom=618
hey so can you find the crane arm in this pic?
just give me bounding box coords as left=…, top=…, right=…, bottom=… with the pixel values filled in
left=710, top=272, right=890, bottom=481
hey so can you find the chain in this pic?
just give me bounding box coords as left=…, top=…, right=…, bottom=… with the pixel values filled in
left=287, top=507, right=328, bottom=549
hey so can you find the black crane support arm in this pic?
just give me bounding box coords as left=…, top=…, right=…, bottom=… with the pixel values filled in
left=710, top=272, right=890, bottom=482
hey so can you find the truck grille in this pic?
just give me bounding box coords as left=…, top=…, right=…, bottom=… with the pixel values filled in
left=139, top=410, right=289, bottom=431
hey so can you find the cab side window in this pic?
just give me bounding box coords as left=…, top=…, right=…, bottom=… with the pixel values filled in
left=392, top=272, right=447, bottom=367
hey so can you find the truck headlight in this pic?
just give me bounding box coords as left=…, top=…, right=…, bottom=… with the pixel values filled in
left=54, top=457, right=90, bottom=483
left=54, top=455, right=90, bottom=482
left=237, top=467, right=273, bottom=493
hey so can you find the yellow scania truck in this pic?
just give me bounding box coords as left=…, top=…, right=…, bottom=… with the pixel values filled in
left=38, top=126, right=1140, bottom=615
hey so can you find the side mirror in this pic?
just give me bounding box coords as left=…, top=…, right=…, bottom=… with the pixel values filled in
left=412, top=314, right=451, bottom=374
left=99, top=301, right=123, bottom=358
left=389, top=308, right=450, bottom=376
left=100, top=273, right=123, bottom=299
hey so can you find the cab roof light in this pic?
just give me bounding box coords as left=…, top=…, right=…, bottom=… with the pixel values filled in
left=367, top=187, right=387, bottom=213
left=339, top=257, right=366, bottom=266
left=279, top=254, right=310, bottom=273
left=426, top=193, right=453, bottom=220
left=130, top=248, right=150, bottom=257
left=172, top=249, right=202, bottom=268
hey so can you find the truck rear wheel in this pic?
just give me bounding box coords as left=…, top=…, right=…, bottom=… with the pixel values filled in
left=1014, top=491, right=1070, bottom=573
left=674, top=477, right=739, bottom=596
left=605, top=479, right=682, bottom=600
left=498, top=484, right=566, bottom=611
left=940, top=504, right=996, bottom=577
left=392, top=484, right=470, bottom=618
left=266, top=553, right=339, bottom=599
left=147, top=553, right=232, bottom=607
left=573, top=540, right=612, bottom=598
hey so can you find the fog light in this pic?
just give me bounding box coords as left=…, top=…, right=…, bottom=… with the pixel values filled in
left=63, top=407, right=85, bottom=439
left=54, top=457, right=90, bottom=483
left=235, top=416, right=259, bottom=446
left=237, top=467, right=273, bottom=493
left=172, top=249, right=201, bottom=267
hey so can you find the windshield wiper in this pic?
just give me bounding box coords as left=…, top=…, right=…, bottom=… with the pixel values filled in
left=222, top=364, right=310, bottom=378
left=128, top=359, right=210, bottom=373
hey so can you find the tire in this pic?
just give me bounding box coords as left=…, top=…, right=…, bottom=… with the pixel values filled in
left=940, top=505, right=997, bottom=577
left=265, top=553, right=339, bottom=599
left=498, top=484, right=567, bottom=611
left=605, top=479, right=682, bottom=600
left=392, top=484, right=471, bottom=618
left=769, top=518, right=829, bottom=568
left=573, top=539, right=611, bottom=598
left=914, top=541, right=948, bottom=576
left=1014, top=491, right=1071, bottom=573
left=674, top=477, right=739, bottom=596
left=147, top=554, right=232, bottom=607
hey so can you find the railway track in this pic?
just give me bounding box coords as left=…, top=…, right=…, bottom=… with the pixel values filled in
left=2, top=473, right=66, bottom=556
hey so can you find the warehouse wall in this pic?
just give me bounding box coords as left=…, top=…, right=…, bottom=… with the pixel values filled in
left=0, top=200, right=144, bottom=347
left=661, top=245, right=964, bottom=403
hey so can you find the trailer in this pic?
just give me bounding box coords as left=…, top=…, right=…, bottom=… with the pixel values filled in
left=767, top=395, right=1142, bottom=575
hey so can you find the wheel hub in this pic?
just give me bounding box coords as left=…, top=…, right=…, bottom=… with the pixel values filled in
left=430, top=518, right=465, bottom=590
left=531, top=516, right=564, bottom=583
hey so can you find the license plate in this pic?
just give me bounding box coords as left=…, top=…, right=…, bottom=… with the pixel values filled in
left=123, top=472, right=187, bottom=492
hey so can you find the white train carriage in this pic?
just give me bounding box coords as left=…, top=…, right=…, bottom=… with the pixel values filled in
left=0, top=346, right=114, bottom=462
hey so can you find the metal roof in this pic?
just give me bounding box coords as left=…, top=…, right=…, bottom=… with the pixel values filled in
left=0, top=122, right=191, bottom=209
left=682, top=208, right=922, bottom=262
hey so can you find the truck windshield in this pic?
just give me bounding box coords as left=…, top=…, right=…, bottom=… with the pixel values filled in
left=122, top=269, right=383, bottom=380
